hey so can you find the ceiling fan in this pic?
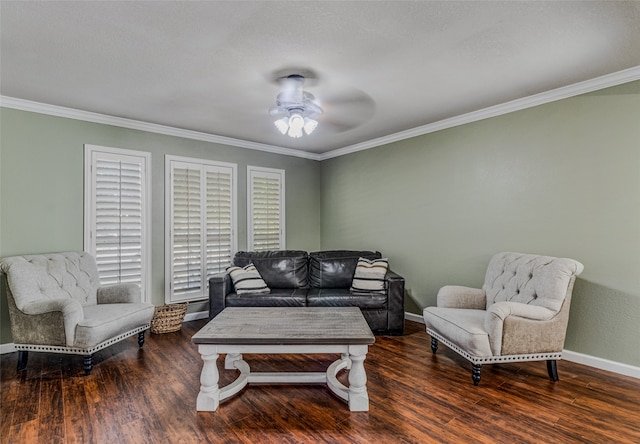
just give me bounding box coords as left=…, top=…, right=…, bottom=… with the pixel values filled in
left=268, top=74, right=323, bottom=138
left=267, top=70, right=376, bottom=139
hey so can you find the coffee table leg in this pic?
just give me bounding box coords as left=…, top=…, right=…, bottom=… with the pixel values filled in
left=348, top=345, right=369, bottom=412
left=197, top=348, right=220, bottom=411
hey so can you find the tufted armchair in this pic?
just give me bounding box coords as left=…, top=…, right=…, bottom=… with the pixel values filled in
left=0, top=252, right=155, bottom=375
left=423, top=252, right=584, bottom=385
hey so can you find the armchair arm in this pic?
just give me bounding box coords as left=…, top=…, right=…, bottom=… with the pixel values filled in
left=484, top=301, right=557, bottom=355
left=385, top=269, right=405, bottom=334
left=208, top=271, right=233, bottom=319
left=21, top=299, right=84, bottom=346
left=437, top=285, right=486, bottom=309
left=97, top=283, right=141, bottom=304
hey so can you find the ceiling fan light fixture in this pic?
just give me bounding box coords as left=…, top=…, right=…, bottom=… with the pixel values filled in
left=303, top=117, right=318, bottom=135
left=274, top=117, right=288, bottom=135
left=288, top=113, right=305, bottom=131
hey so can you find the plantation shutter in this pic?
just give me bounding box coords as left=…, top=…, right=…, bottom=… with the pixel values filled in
left=84, top=145, right=150, bottom=303
left=171, top=165, right=203, bottom=298
left=206, top=169, right=234, bottom=278
left=248, top=167, right=285, bottom=251
left=167, top=157, right=236, bottom=303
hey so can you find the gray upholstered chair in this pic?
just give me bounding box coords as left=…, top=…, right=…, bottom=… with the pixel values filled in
left=0, top=251, right=155, bottom=375
left=423, top=252, right=584, bottom=385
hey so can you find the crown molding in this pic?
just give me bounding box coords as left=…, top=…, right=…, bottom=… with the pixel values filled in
left=0, top=96, right=321, bottom=160
left=2, top=66, right=638, bottom=162
left=318, top=66, right=640, bottom=160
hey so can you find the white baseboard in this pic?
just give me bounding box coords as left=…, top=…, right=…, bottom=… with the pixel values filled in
left=404, top=311, right=640, bottom=380
left=561, top=349, right=640, bottom=379
left=405, top=312, right=425, bottom=324
left=184, top=310, right=209, bottom=322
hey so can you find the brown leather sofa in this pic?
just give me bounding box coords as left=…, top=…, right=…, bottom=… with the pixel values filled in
left=209, top=250, right=405, bottom=335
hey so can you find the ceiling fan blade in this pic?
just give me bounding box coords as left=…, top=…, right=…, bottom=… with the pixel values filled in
left=319, top=88, right=376, bottom=132
left=268, top=106, right=286, bottom=117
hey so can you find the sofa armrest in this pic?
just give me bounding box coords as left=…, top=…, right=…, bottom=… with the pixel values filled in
left=437, top=285, right=486, bottom=309
left=484, top=301, right=557, bottom=355
left=97, top=283, right=141, bottom=304
left=21, top=299, right=84, bottom=346
left=385, top=269, right=405, bottom=334
left=209, top=271, right=233, bottom=319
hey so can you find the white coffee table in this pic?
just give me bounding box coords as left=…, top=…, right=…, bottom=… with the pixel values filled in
left=191, top=307, right=375, bottom=412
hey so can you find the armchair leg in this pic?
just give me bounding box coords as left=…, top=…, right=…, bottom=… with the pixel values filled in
left=547, top=359, right=559, bottom=382
left=472, top=364, right=482, bottom=386
left=17, top=351, right=28, bottom=371
left=138, top=331, right=145, bottom=348
left=430, top=337, right=438, bottom=353
left=83, top=354, right=93, bottom=375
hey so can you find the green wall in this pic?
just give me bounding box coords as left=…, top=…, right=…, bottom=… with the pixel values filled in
left=2, top=81, right=639, bottom=368
left=320, top=81, right=640, bottom=367
left=0, top=108, right=321, bottom=343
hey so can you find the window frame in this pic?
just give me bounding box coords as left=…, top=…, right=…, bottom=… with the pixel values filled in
left=83, top=144, right=151, bottom=303
left=247, top=166, right=286, bottom=251
left=165, top=155, right=237, bottom=303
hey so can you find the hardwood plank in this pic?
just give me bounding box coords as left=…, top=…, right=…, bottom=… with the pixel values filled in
left=1, top=319, right=639, bottom=444
left=7, top=419, right=39, bottom=444
left=38, top=373, right=65, bottom=443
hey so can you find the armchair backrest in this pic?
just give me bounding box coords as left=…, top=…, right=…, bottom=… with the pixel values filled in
left=482, top=252, right=584, bottom=313
left=0, top=252, right=100, bottom=309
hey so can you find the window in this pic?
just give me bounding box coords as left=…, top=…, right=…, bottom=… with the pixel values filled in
left=247, top=166, right=285, bottom=251
left=165, top=156, right=237, bottom=303
left=84, top=144, right=151, bottom=303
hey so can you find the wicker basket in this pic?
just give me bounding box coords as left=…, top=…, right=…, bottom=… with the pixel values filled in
left=150, top=302, right=188, bottom=334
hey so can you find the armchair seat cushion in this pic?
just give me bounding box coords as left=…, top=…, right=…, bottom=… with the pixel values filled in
left=307, top=288, right=387, bottom=309
left=76, top=303, right=155, bottom=348
left=423, top=307, right=492, bottom=357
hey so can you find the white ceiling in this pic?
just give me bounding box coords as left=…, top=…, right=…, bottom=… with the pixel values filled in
left=2, top=1, right=639, bottom=158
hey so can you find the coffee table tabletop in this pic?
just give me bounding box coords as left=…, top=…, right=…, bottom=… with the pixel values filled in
left=192, top=306, right=375, bottom=345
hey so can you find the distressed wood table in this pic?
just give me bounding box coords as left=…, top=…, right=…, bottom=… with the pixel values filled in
left=191, top=307, right=375, bottom=412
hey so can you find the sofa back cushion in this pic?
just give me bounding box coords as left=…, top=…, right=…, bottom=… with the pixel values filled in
left=0, top=252, right=100, bottom=308
left=309, top=250, right=382, bottom=288
left=483, top=252, right=584, bottom=313
left=233, top=250, right=308, bottom=289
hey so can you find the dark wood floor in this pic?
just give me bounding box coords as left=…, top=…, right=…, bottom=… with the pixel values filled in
left=1, top=319, right=639, bottom=443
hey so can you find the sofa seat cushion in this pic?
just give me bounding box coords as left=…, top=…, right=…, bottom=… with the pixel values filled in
left=75, top=303, right=154, bottom=349
left=234, top=250, right=308, bottom=288
left=225, top=288, right=307, bottom=308
left=307, top=288, right=387, bottom=309
left=309, top=250, right=381, bottom=288
left=423, top=307, right=492, bottom=357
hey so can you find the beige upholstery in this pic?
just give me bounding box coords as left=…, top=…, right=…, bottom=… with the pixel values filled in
left=423, top=252, right=584, bottom=385
left=0, top=252, right=154, bottom=375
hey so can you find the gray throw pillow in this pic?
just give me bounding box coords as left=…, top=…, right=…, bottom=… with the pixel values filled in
left=227, top=264, right=271, bottom=295
left=350, top=257, right=388, bottom=294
